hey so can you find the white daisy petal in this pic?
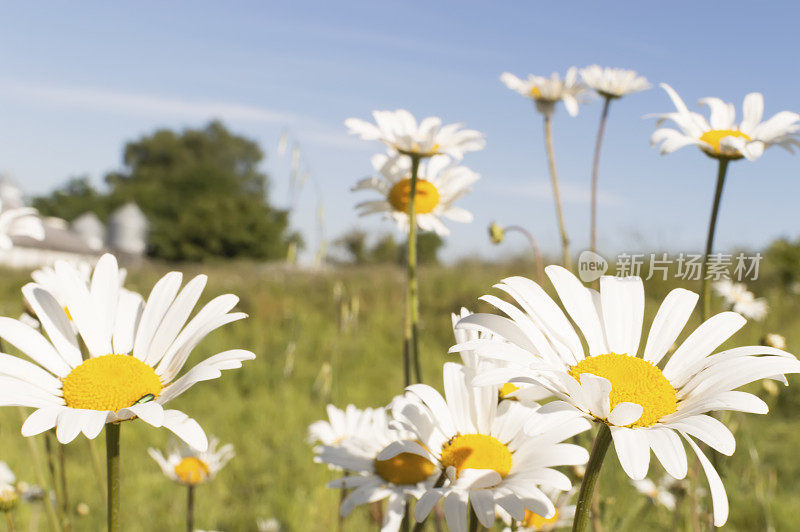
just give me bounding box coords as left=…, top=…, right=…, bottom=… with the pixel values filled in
left=684, top=435, right=729, bottom=526
left=611, top=427, right=650, bottom=480
left=608, top=402, right=643, bottom=427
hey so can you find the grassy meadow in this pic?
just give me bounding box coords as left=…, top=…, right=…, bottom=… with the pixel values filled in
left=0, top=259, right=798, bottom=531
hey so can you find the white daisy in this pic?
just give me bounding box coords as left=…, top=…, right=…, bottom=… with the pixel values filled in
left=353, top=153, right=479, bottom=237
left=499, top=488, right=576, bottom=531
left=315, top=405, right=440, bottom=532
left=451, top=307, right=550, bottom=403
left=381, top=362, right=590, bottom=532
left=0, top=201, right=44, bottom=250
left=307, top=404, right=375, bottom=448
left=580, top=65, right=650, bottom=99
left=630, top=476, right=678, bottom=511
left=650, top=83, right=800, bottom=160
left=149, top=436, right=234, bottom=486
left=345, top=110, right=485, bottom=160
left=0, top=253, right=254, bottom=451
left=500, top=68, right=587, bottom=117
left=713, top=279, right=768, bottom=320
left=27, top=261, right=130, bottom=328
left=455, top=266, right=800, bottom=525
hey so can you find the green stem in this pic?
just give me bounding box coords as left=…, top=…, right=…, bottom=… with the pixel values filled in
left=106, top=424, right=120, bottom=532
left=700, top=159, right=730, bottom=320
left=5, top=511, right=15, bottom=532
left=543, top=115, right=571, bottom=270
left=406, top=155, right=423, bottom=385
left=572, top=424, right=612, bottom=532
left=590, top=97, right=612, bottom=254
left=186, top=485, right=195, bottom=532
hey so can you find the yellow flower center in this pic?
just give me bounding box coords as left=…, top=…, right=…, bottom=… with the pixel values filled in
left=522, top=508, right=559, bottom=530
left=499, top=382, right=519, bottom=400
left=62, top=354, right=162, bottom=412
left=174, top=457, right=210, bottom=485
left=374, top=443, right=436, bottom=485
left=529, top=86, right=542, bottom=98
left=569, top=353, right=677, bottom=427
left=698, top=129, right=751, bottom=156
left=388, top=178, right=440, bottom=214
left=440, top=434, right=512, bottom=479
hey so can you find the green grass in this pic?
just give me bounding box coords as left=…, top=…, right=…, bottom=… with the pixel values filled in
left=0, top=260, right=798, bottom=531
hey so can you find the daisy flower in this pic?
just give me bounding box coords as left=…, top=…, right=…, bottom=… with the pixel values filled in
left=0, top=200, right=44, bottom=250
left=307, top=404, right=375, bottom=448
left=500, top=68, right=587, bottom=117
left=149, top=436, right=234, bottom=486
left=650, top=83, right=800, bottom=161
left=580, top=66, right=650, bottom=99
left=499, top=488, right=576, bottom=532
left=353, top=153, right=479, bottom=236
left=345, top=110, right=485, bottom=160
left=713, top=279, right=768, bottom=320
left=26, top=261, right=129, bottom=328
left=382, top=362, right=590, bottom=532
left=451, top=307, right=550, bottom=403
left=454, top=266, right=800, bottom=525
left=315, top=405, right=440, bottom=532
left=0, top=253, right=254, bottom=451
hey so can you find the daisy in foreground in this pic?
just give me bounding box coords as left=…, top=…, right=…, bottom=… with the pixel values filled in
left=149, top=436, right=235, bottom=531
left=315, top=406, right=440, bottom=532
left=454, top=266, right=800, bottom=528
left=0, top=253, right=254, bottom=530
left=382, top=362, right=590, bottom=531
left=713, top=279, right=768, bottom=321
left=353, top=153, right=479, bottom=236
left=345, top=109, right=485, bottom=160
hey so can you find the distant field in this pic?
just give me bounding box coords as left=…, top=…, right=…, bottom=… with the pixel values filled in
left=0, top=260, right=797, bottom=531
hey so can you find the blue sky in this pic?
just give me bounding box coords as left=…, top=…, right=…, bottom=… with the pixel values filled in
left=1, top=1, right=798, bottom=262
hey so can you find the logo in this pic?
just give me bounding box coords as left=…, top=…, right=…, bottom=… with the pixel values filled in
left=578, top=250, right=608, bottom=282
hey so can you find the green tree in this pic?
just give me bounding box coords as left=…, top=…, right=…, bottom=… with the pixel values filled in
left=371, top=233, right=400, bottom=264
left=33, top=176, right=116, bottom=221
left=335, top=229, right=369, bottom=263
left=36, top=121, right=298, bottom=261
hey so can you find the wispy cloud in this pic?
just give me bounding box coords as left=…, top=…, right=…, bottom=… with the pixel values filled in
left=0, top=79, right=368, bottom=151
left=491, top=179, right=624, bottom=206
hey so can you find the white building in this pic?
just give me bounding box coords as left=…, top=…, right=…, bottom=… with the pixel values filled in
left=71, top=212, right=106, bottom=251
left=0, top=178, right=150, bottom=268
left=107, top=202, right=149, bottom=257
